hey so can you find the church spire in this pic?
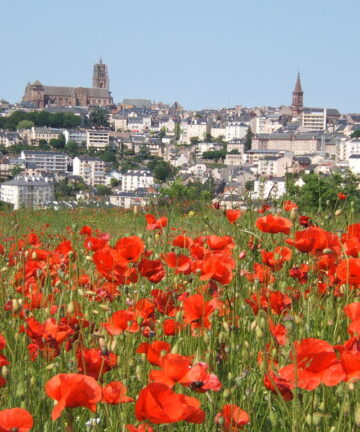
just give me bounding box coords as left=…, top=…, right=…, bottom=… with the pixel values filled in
left=291, top=73, right=304, bottom=115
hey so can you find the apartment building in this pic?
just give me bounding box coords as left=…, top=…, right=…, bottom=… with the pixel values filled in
left=73, top=156, right=110, bottom=186
left=0, top=176, right=54, bottom=209
left=63, top=130, right=87, bottom=144
left=302, top=109, right=326, bottom=131
left=121, top=170, right=154, bottom=192
left=252, top=133, right=320, bottom=154
left=86, top=130, right=110, bottom=150
left=336, top=138, right=360, bottom=161
left=20, top=150, right=70, bottom=172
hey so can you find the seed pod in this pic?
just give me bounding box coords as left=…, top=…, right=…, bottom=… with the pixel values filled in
left=290, top=207, right=298, bottom=221
left=305, top=414, right=312, bottom=426
left=335, top=209, right=343, bottom=216
left=354, top=403, right=360, bottom=427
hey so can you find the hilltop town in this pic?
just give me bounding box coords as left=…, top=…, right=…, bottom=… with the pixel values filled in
left=0, top=59, right=359, bottom=210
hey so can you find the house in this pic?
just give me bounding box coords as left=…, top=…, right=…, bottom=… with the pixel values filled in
left=86, top=130, right=110, bottom=150
left=121, top=170, right=154, bottom=192
left=252, top=177, right=286, bottom=200
left=63, top=130, right=87, bottom=144
left=0, top=131, right=21, bottom=148
left=73, top=156, right=110, bottom=186
left=257, top=154, right=293, bottom=178
left=110, top=188, right=158, bottom=209
left=349, top=154, right=360, bottom=174
left=225, top=122, right=248, bottom=141
left=0, top=176, right=54, bottom=209
left=180, top=119, right=210, bottom=144
left=20, top=150, right=70, bottom=173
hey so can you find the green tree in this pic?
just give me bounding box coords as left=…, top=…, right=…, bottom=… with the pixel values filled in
left=65, top=140, right=80, bottom=156
left=159, top=127, right=167, bottom=139
left=244, top=127, right=253, bottom=152
left=96, top=185, right=112, bottom=196
left=190, top=136, right=199, bottom=145
left=50, top=134, right=65, bottom=149
left=350, top=129, right=360, bottom=138
left=174, top=123, right=182, bottom=141
left=205, top=132, right=213, bottom=142
left=17, top=120, right=34, bottom=130
left=89, top=108, right=109, bottom=128
left=110, top=177, right=120, bottom=187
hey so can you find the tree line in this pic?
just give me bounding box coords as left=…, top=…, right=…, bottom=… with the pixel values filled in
left=0, top=110, right=81, bottom=131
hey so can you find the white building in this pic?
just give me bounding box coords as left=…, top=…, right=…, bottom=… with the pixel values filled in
left=252, top=177, right=286, bottom=200
left=110, top=189, right=157, bottom=209
left=336, top=138, right=360, bottom=161
left=224, top=153, right=243, bottom=166
left=20, top=150, right=70, bottom=173
left=302, top=109, right=326, bottom=131
left=180, top=119, right=209, bottom=144
left=257, top=155, right=293, bottom=178
left=121, top=170, right=154, bottom=192
left=0, top=176, right=54, bottom=210
left=349, top=155, right=360, bottom=174
left=225, top=122, right=248, bottom=141
left=73, top=156, right=110, bottom=186
left=86, top=130, right=110, bottom=150
left=63, top=130, right=87, bottom=144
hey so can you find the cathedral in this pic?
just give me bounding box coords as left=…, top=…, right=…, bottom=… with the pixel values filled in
left=291, top=73, right=303, bottom=115
left=22, top=59, right=113, bottom=108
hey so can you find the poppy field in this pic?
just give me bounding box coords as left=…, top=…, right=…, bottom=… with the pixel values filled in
left=0, top=201, right=359, bottom=432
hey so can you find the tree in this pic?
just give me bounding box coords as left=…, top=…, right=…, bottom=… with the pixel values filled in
left=159, top=127, right=167, bottom=139
left=148, top=158, right=174, bottom=182
left=174, top=123, right=182, bottom=141
left=10, top=165, right=23, bottom=177
left=65, top=140, right=80, bottom=156
left=202, top=150, right=226, bottom=161
left=50, top=134, right=65, bottom=149
left=96, top=185, right=112, bottom=196
left=110, top=177, right=120, bottom=187
left=205, top=132, right=213, bottom=142
left=190, top=136, right=200, bottom=145
left=89, top=108, right=109, bottom=128
left=17, top=120, right=34, bottom=130
left=351, top=129, right=360, bottom=138
left=244, top=127, right=253, bottom=152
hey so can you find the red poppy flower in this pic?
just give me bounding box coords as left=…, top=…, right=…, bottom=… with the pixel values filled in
left=336, top=258, right=360, bottom=288
left=164, top=252, right=192, bottom=274
left=80, top=225, right=92, bottom=236
left=183, top=294, right=216, bottom=329
left=172, top=235, right=193, bottom=249
left=136, top=341, right=171, bottom=366
left=260, top=246, right=292, bottom=271
left=256, top=214, right=292, bottom=235
left=278, top=338, right=345, bottom=390
left=45, top=373, right=102, bottom=420
left=145, top=214, right=168, bottom=231
left=283, top=200, right=298, bottom=211
left=268, top=319, right=287, bottom=346
left=299, top=215, right=312, bottom=227
left=102, top=381, right=133, bottom=404
left=0, top=408, right=34, bottom=432
left=103, top=310, right=138, bottom=335
left=225, top=209, right=242, bottom=224
left=200, top=253, right=235, bottom=285
left=338, top=192, right=347, bottom=200
left=76, top=347, right=117, bottom=380
left=135, top=383, right=205, bottom=424
left=138, top=259, right=165, bottom=283
left=215, top=404, right=250, bottom=431
left=115, top=236, right=145, bottom=263
left=163, top=319, right=182, bottom=336
left=264, top=372, right=293, bottom=401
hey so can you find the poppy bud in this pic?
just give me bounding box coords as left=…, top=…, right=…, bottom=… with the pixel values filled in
left=85, top=255, right=93, bottom=262
left=250, top=320, right=257, bottom=331
left=255, top=327, right=263, bottom=339
left=45, top=363, right=56, bottom=370
left=222, top=389, right=230, bottom=400
left=218, top=331, right=226, bottom=343
left=290, top=207, right=298, bottom=221
left=77, top=288, right=84, bottom=296
left=335, top=209, right=343, bottom=216
left=294, top=314, right=302, bottom=324
left=0, top=267, right=7, bottom=273
left=319, top=402, right=325, bottom=411
left=67, top=302, right=74, bottom=314
left=12, top=299, right=21, bottom=313
left=259, top=317, right=266, bottom=329
left=98, top=304, right=110, bottom=311
left=30, top=376, right=36, bottom=387
left=348, top=382, right=355, bottom=391
left=110, top=339, right=117, bottom=351
left=1, top=366, right=9, bottom=379
left=269, top=409, right=277, bottom=427
left=92, top=310, right=99, bottom=315
left=312, top=413, right=322, bottom=426
left=305, top=414, right=312, bottom=425
left=133, top=206, right=138, bottom=215
left=354, top=403, right=360, bottom=426
left=136, top=365, right=143, bottom=381
left=85, top=290, right=96, bottom=296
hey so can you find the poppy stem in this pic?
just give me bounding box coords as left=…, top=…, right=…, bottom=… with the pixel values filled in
left=65, top=410, right=75, bottom=432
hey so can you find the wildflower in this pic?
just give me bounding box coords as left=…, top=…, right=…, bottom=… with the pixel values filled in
left=102, top=381, right=133, bottom=404
left=215, top=404, right=250, bottom=431
left=0, top=408, right=34, bottom=431
left=225, top=209, right=242, bottom=224
left=256, top=214, right=292, bottom=235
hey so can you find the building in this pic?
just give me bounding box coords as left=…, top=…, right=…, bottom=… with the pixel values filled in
left=291, top=73, right=304, bottom=115
left=225, top=122, right=248, bottom=141
left=86, top=130, right=110, bottom=150
left=63, top=130, right=87, bottom=144
left=252, top=177, right=286, bottom=200
left=257, top=154, right=293, bottom=177
left=302, top=108, right=326, bottom=131
left=0, top=176, right=54, bottom=209
left=20, top=150, right=70, bottom=172
left=180, top=119, right=209, bottom=144
left=0, top=131, right=21, bottom=148
left=22, top=60, right=113, bottom=108
left=121, top=170, right=154, bottom=192
left=252, top=133, right=320, bottom=154
left=349, top=154, right=360, bottom=174
left=73, top=156, right=110, bottom=186
left=110, top=188, right=157, bottom=208
left=336, top=138, right=360, bottom=161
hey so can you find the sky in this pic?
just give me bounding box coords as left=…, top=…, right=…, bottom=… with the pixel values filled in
left=1, top=0, right=359, bottom=113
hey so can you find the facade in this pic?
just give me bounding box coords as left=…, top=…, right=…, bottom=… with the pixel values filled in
left=252, top=177, right=286, bottom=200
left=349, top=155, right=360, bottom=174
left=86, top=130, right=110, bottom=150
left=252, top=133, right=320, bottom=154
left=20, top=150, right=70, bottom=172
left=291, top=73, right=304, bottom=115
left=257, top=155, right=293, bottom=177
left=73, top=157, right=110, bottom=186
left=110, top=189, right=157, bottom=209
left=302, top=109, right=327, bottom=131
left=63, top=130, right=87, bottom=144
left=225, top=122, right=248, bottom=141
left=180, top=119, right=209, bottom=144
left=22, top=60, right=113, bottom=108
left=336, top=138, right=360, bottom=161
left=121, top=170, right=154, bottom=192
left=0, top=176, right=54, bottom=209
left=0, top=131, right=21, bottom=148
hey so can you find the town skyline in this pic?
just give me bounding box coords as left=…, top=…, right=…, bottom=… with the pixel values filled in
left=1, top=0, right=360, bottom=113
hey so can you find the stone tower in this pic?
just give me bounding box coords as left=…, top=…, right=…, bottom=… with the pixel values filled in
left=93, top=58, right=109, bottom=89
left=291, top=73, right=303, bottom=115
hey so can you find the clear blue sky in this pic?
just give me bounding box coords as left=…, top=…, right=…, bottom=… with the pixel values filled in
left=1, top=0, right=359, bottom=112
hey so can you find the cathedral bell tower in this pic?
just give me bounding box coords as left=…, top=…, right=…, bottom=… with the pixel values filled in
left=291, top=73, right=303, bottom=115
left=93, top=58, right=109, bottom=89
